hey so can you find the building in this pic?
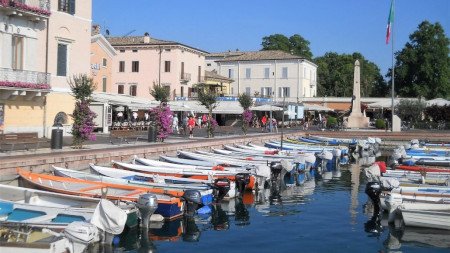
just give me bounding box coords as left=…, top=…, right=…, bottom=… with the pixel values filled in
left=203, top=70, right=233, bottom=96
left=0, top=0, right=92, bottom=137
left=90, top=25, right=116, bottom=93
left=207, top=50, right=317, bottom=102
left=108, top=33, right=208, bottom=101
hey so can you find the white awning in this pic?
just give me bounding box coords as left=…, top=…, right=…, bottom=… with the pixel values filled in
left=426, top=98, right=450, bottom=107
left=303, top=103, right=334, bottom=111
left=252, top=104, right=283, bottom=111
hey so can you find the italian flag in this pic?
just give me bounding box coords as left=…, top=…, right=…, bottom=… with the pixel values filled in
left=386, top=0, right=394, bottom=44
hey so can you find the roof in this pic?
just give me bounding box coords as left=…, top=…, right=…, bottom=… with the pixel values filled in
left=214, top=50, right=305, bottom=62
left=205, top=70, right=233, bottom=82
left=207, top=51, right=246, bottom=57
left=91, top=34, right=117, bottom=58
left=107, top=35, right=209, bottom=54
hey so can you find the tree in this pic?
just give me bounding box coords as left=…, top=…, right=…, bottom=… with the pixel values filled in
left=261, top=34, right=313, bottom=59
left=387, top=21, right=450, bottom=99
left=315, top=52, right=387, bottom=97
left=238, top=93, right=253, bottom=135
left=196, top=84, right=218, bottom=138
left=395, top=99, right=426, bottom=126
left=69, top=74, right=97, bottom=148
left=149, top=82, right=172, bottom=141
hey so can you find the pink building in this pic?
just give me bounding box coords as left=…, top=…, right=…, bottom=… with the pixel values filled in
left=108, top=33, right=208, bottom=100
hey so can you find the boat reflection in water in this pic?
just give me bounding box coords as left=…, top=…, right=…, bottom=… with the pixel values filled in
left=384, top=226, right=450, bottom=249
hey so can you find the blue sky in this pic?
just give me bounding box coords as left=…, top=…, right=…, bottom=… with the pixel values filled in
left=93, top=0, right=449, bottom=77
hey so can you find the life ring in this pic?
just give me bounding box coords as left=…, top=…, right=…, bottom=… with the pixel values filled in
left=212, top=165, right=225, bottom=171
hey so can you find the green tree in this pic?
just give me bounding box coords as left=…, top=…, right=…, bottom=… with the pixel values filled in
left=395, top=99, right=426, bottom=126
left=150, top=82, right=170, bottom=103
left=238, top=93, right=253, bottom=135
left=261, top=34, right=313, bottom=59
left=387, top=21, right=450, bottom=99
left=69, top=74, right=97, bottom=148
left=149, top=82, right=172, bottom=141
left=315, top=52, right=387, bottom=97
left=196, top=84, right=218, bottom=138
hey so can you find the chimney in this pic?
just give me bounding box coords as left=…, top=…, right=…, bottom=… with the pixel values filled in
left=92, top=25, right=100, bottom=36
left=144, top=32, right=150, bottom=43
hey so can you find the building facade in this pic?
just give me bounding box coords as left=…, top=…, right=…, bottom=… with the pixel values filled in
left=207, top=50, right=317, bottom=102
left=0, top=0, right=92, bottom=137
left=108, top=34, right=207, bottom=100
left=91, top=26, right=116, bottom=93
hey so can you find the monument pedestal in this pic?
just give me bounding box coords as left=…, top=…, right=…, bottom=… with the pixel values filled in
left=347, top=113, right=370, bottom=128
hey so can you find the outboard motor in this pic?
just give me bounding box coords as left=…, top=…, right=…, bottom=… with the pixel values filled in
left=183, top=190, right=202, bottom=216
left=137, top=193, right=158, bottom=228
left=64, top=221, right=100, bottom=253
left=235, top=173, right=251, bottom=195
left=365, top=182, right=382, bottom=218
left=270, top=161, right=283, bottom=180
left=213, top=178, right=231, bottom=201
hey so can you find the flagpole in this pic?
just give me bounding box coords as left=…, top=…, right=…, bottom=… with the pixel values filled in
left=390, top=0, right=395, bottom=132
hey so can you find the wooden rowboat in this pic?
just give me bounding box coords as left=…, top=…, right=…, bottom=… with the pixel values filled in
left=396, top=165, right=450, bottom=173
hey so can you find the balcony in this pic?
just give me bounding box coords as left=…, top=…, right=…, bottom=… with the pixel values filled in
left=0, top=0, right=51, bottom=18
left=0, top=67, right=51, bottom=100
left=180, top=73, right=191, bottom=83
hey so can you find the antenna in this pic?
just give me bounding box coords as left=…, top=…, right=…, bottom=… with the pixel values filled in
left=122, top=29, right=136, bottom=37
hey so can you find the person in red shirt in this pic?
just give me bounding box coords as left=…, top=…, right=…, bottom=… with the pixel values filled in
left=188, top=115, right=196, bottom=138
left=261, top=115, right=267, bottom=132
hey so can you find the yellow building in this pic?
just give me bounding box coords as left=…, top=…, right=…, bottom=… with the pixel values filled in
left=204, top=70, right=234, bottom=96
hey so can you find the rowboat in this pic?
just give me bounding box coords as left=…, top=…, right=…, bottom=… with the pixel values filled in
left=395, top=165, right=450, bottom=173
left=0, top=184, right=138, bottom=228
left=53, top=166, right=214, bottom=206
left=400, top=209, right=450, bottom=230
left=159, top=155, right=216, bottom=167
left=306, top=135, right=358, bottom=145
left=17, top=168, right=184, bottom=220
left=90, top=164, right=238, bottom=199
left=114, top=160, right=257, bottom=191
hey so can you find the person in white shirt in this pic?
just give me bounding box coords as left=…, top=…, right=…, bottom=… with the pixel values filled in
left=172, top=114, right=179, bottom=134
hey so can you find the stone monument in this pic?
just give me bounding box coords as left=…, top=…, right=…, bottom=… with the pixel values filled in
left=347, top=60, right=370, bottom=128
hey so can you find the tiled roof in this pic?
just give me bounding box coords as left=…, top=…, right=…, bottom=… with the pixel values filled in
left=215, top=50, right=304, bottom=62
left=107, top=36, right=176, bottom=46
left=207, top=51, right=246, bottom=57
left=205, top=70, right=233, bottom=82
left=107, top=35, right=209, bottom=54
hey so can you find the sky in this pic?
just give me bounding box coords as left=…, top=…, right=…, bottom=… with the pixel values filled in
left=93, top=0, right=449, bottom=77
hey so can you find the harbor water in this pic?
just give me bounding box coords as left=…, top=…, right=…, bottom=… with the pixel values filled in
left=112, top=158, right=450, bottom=253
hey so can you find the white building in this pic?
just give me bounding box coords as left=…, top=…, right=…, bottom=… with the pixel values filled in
left=206, top=50, right=317, bottom=102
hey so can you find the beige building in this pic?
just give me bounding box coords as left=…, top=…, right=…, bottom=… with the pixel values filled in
left=203, top=70, right=234, bottom=96
left=90, top=25, right=116, bottom=93
left=0, top=0, right=92, bottom=137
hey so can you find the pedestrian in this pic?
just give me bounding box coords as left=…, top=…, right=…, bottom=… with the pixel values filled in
left=188, top=115, right=196, bottom=138
left=261, top=115, right=267, bottom=132
left=132, top=111, right=138, bottom=122
left=197, top=115, right=202, bottom=128
left=144, top=112, right=149, bottom=122
left=202, top=114, right=207, bottom=128
left=117, top=111, right=124, bottom=122
left=172, top=114, right=179, bottom=134
left=272, top=118, right=278, bottom=133
left=182, top=115, right=188, bottom=135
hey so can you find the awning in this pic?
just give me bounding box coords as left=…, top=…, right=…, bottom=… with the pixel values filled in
left=303, top=103, right=334, bottom=112
left=252, top=104, right=283, bottom=111
left=426, top=98, right=450, bottom=107
left=92, top=93, right=159, bottom=110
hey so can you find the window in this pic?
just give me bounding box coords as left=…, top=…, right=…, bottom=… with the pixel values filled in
left=102, top=58, right=107, bottom=67
left=118, top=84, right=124, bottom=94
left=245, top=87, right=251, bottom=95
left=245, top=68, right=251, bottom=79
left=132, top=61, right=139, bottom=72
left=102, top=77, right=107, bottom=92
left=180, top=62, right=184, bottom=77
left=129, top=85, right=137, bottom=96
left=11, top=36, right=24, bottom=70
left=228, top=69, right=234, bottom=78
left=132, top=49, right=138, bottom=53
left=120, top=50, right=125, bottom=53
left=119, top=61, right=125, bottom=72
left=198, top=66, right=202, bottom=82
left=264, top=68, right=270, bottom=79
left=279, top=87, right=290, bottom=98
left=58, top=0, right=75, bottom=14
left=180, top=86, right=184, bottom=97
left=261, top=87, right=272, bottom=97
left=57, top=43, right=68, bottom=76
left=165, top=49, right=171, bottom=52
left=282, top=67, right=288, bottom=79
left=164, top=61, right=171, bottom=72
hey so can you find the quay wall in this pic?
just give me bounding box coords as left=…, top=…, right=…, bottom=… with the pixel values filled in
left=1, top=130, right=449, bottom=180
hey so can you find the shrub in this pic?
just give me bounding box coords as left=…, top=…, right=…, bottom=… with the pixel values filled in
left=375, top=119, right=386, bottom=129
left=326, top=116, right=337, bottom=128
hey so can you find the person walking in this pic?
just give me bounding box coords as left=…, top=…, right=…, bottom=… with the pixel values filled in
left=261, top=115, right=267, bottom=132
left=182, top=115, right=188, bottom=135
left=188, top=115, right=196, bottom=138
left=172, top=114, right=179, bottom=134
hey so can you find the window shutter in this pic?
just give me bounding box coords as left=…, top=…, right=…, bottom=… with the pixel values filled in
left=57, top=44, right=67, bottom=76
left=69, top=0, right=75, bottom=14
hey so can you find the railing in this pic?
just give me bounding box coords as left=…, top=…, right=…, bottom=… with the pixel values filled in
left=0, top=0, right=51, bottom=16
left=180, top=73, right=191, bottom=82
left=0, top=67, right=51, bottom=89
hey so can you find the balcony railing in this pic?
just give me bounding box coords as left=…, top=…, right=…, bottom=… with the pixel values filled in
left=0, top=0, right=51, bottom=17
left=180, top=73, right=191, bottom=82
left=0, top=67, right=51, bottom=90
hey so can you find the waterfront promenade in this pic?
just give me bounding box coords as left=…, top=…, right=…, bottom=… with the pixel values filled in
left=1, top=126, right=449, bottom=181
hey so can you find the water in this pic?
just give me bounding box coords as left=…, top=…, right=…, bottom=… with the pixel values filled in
left=115, top=160, right=450, bottom=253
